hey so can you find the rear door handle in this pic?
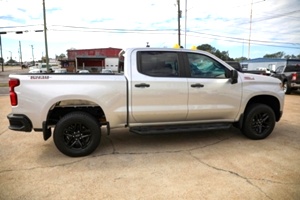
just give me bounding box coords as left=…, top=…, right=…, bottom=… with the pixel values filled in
left=191, top=83, right=204, bottom=88
left=135, top=83, right=150, bottom=88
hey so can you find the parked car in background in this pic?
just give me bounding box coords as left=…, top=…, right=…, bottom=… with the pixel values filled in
left=225, top=61, right=270, bottom=75
left=28, top=69, right=46, bottom=73
left=271, top=59, right=300, bottom=94
left=29, top=62, right=61, bottom=73
left=54, top=68, right=67, bottom=73
left=101, top=69, right=114, bottom=73
left=21, top=64, right=28, bottom=69
left=77, top=69, right=90, bottom=73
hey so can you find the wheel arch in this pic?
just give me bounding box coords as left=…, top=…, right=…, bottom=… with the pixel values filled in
left=245, top=95, right=281, bottom=121
left=236, top=94, right=281, bottom=129
left=46, top=99, right=107, bottom=127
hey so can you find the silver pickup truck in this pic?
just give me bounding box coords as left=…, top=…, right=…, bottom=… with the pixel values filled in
left=7, top=47, right=285, bottom=157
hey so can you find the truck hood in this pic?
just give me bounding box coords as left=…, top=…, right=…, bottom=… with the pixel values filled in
left=239, top=72, right=281, bottom=84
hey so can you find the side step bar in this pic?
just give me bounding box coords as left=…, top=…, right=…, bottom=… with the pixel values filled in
left=130, top=123, right=232, bottom=135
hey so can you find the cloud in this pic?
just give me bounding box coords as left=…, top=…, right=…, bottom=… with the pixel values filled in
left=0, top=0, right=299, bottom=61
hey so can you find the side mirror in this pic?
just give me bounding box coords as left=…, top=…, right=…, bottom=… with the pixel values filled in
left=230, top=70, right=238, bottom=84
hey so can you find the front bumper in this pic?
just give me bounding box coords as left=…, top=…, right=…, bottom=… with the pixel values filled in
left=7, top=113, right=32, bottom=132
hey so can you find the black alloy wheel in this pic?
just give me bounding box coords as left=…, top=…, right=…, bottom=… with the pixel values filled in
left=242, top=104, right=276, bottom=140
left=54, top=111, right=101, bottom=157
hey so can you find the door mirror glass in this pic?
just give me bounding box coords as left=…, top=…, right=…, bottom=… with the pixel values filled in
left=231, top=70, right=238, bottom=84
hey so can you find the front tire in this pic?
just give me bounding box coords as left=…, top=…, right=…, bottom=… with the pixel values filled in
left=242, top=104, right=276, bottom=140
left=54, top=112, right=101, bottom=157
left=283, top=81, right=291, bottom=94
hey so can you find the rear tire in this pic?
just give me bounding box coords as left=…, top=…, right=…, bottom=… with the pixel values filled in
left=54, top=111, right=101, bottom=157
left=242, top=104, right=275, bottom=140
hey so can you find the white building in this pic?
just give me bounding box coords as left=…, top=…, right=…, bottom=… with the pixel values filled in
left=104, top=57, right=119, bottom=72
left=240, top=58, right=286, bottom=71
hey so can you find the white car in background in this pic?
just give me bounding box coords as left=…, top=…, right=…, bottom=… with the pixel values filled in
left=54, top=68, right=67, bottom=73
left=101, top=69, right=113, bottom=73
left=78, top=70, right=90, bottom=73
left=28, top=68, right=46, bottom=73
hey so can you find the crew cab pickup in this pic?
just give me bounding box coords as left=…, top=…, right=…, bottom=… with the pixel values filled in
left=271, top=59, right=300, bottom=94
left=7, top=47, right=285, bottom=157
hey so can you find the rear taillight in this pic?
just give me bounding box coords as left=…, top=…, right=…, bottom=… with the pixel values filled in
left=9, top=79, right=20, bottom=106
left=292, top=73, right=297, bottom=81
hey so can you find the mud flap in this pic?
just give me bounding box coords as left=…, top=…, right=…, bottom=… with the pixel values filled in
left=43, top=121, right=52, bottom=141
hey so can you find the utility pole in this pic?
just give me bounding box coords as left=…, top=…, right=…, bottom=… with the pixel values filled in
left=247, top=0, right=266, bottom=59
left=43, top=0, right=50, bottom=71
left=184, top=0, right=187, bottom=48
left=19, top=41, right=22, bottom=65
left=0, top=34, right=3, bottom=72
left=31, top=45, right=35, bottom=65
left=248, top=0, right=253, bottom=60
left=177, top=0, right=181, bottom=47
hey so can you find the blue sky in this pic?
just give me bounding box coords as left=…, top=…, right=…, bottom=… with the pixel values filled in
left=0, top=0, right=300, bottom=62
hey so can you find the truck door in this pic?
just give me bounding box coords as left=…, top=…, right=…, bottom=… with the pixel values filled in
left=184, top=52, right=242, bottom=121
left=130, top=51, right=188, bottom=123
left=271, top=65, right=285, bottom=80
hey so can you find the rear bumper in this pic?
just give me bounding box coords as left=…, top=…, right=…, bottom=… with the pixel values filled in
left=291, top=82, right=300, bottom=88
left=7, top=113, right=32, bottom=132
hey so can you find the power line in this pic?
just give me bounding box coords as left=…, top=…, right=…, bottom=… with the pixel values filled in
left=187, top=32, right=300, bottom=50
left=190, top=30, right=300, bottom=46
left=47, top=26, right=300, bottom=48
left=237, top=9, right=300, bottom=25
left=253, top=10, right=300, bottom=24
left=50, top=25, right=176, bottom=32
left=0, top=24, right=43, bottom=29
left=1, top=23, right=299, bottom=49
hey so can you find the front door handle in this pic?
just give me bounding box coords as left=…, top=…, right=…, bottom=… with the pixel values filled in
left=135, top=83, right=150, bottom=88
left=191, top=83, right=204, bottom=88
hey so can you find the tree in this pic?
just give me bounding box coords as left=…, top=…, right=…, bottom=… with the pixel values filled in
left=284, top=54, right=297, bottom=59
left=0, top=57, right=4, bottom=64
left=6, top=58, right=17, bottom=65
left=197, top=44, right=233, bottom=61
left=197, top=44, right=216, bottom=54
left=220, top=50, right=232, bottom=61
left=235, top=57, right=248, bottom=62
left=263, top=51, right=285, bottom=58
left=56, top=53, right=66, bottom=60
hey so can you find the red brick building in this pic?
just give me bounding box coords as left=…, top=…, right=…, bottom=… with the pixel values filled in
left=61, top=47, right=123, bottom=72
